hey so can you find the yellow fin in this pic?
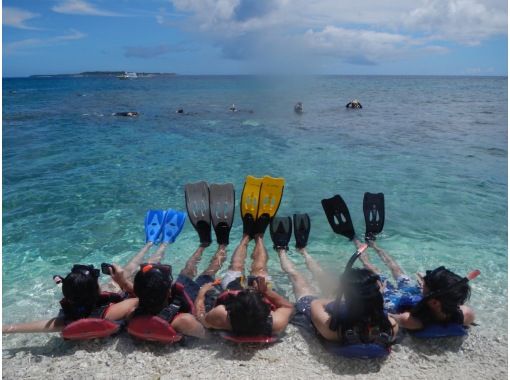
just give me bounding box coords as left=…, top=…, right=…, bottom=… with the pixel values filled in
left=257, top=176, right=285, bottom=219
left=240, top=175, right=263, bottom=219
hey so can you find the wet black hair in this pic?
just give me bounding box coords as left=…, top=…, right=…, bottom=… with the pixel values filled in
left=225, top=290, right=272, bottom=336
left=411, top=267, right=471, bottom=324
left=330, top=268, right=392, bottom=342
left=133, top=269, right=172, bottom=315
left=62, top=271, right=101, bottom=321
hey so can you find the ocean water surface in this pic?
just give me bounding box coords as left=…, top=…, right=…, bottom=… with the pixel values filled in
left=2, top=75, right=507, bottom=345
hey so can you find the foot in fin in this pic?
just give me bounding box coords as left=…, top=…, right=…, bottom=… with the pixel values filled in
left=185, top=181, right=212, bottom=246
left=321, top=195, right=355, bottom=240
left=293, top=213, right=311, bottom=249
left=161, top=209, right=187, bottom=243
left=363, top=192, right=385, bottom=242
left=254, top=176, right=285, bottom=235
left=145, top=210, right=165, bottom=243
left=210, top=183, right=235, bottom=245
left=270, top=216, right=292, bottom=250
left=240, top=176, right=263, bottom=237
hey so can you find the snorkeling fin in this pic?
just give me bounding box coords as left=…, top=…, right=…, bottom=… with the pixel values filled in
left=293, top=213, right=311, bottom=249
left=240, top=176, right=263, bottom=237
left=255, top=176, right=285, bottom=235
left=270, top=216, right=292, bottom=250
left=321, top=195, right=355, bottom=240
left=363, top=192, right=385, bottom=242
left=145, top=210, right=165, bottom=243
left=209, top=183, right=235, bottom=245
left=161, top=209, right=187, bottom=244
left=185, top=181, right=212, bottom=246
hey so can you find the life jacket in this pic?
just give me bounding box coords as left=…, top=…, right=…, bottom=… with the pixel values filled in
left=215, top=290, right=278, bottom=343
left=406, top=298, right=468, bottom=338
left=60, top=292, right=124, bottom=340
left=127, top=282, right=195, bottom=343
left=323, top=301, right=393, bottom=359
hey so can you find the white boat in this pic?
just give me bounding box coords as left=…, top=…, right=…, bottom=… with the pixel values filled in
left=117, top=71, right=138, bottom=79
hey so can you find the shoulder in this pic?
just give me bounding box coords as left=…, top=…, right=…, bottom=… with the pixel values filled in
left=271, top=307, right=292, bottom=334
left=204, top=305, right=230, bottom=330
left=460, top=305, right=475, bottom=325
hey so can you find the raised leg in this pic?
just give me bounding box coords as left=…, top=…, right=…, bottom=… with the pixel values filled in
left=147, top=242, right=168, bottom=264
left=180, top=245, right=207, bottom=278
left=353, top=238, right=381, bottom=275
left=228, top=235, right=250, bottom=272
left=250, top=235, right=269, bottom=277
left=278, top=249, right=316, bottom=299
left=201, top=245, right=227, bottom=277
left=369, top=240, right=405, bottom=280
left=297, top=247, right=336, bottom=295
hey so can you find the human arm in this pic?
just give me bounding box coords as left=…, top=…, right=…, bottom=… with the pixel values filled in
left=103, top=298, right=139, bottom=321
left=110, top=264, right=134, bottom=294
left=310, top=298, right=338, bottom=341
left=2, top=318, right=65, bottom=334
left=203, top=305, right=231, bottom=330
left=171, top=313, right=206, bottom=338
left=257, top=283, right=294, bottom=335
left=388, top=312, right=424, bottom=330
left=194, top=282, right=219, bottom=329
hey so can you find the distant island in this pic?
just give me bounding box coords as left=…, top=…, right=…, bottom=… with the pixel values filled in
left=29, top=71, right=176, bottom=78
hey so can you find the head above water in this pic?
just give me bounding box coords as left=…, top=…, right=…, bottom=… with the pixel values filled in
left=134, top=264, right=173, bottom=315
left=225, top=289, right=271, bottom=336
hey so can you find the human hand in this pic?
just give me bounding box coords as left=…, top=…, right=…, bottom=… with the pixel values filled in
left=110, top=264, right=126, bottom=285
left=198, top=282, right=216, bottom=295
left=252, top=277, right=268, bottom=294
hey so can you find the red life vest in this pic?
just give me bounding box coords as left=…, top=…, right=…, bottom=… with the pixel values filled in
left=127, top=282, right=194, bottom=343
left=60, top=292, right=124, bottom=340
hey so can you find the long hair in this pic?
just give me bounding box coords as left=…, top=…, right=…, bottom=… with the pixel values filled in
left=62, top=272, right=101, bottom=321
left=225, top=290, right=271, bottom=336
left=411, top=267, right=471, bottom=324
left=333, top=268, right=392, bottom=342
left=133, top=269, right=172, bottom=315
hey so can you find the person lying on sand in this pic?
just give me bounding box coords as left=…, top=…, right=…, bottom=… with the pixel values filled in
left=1, top=242, right=151, bottom=334
left=274, top=218, right=397, bottom=349
left=354, top=238, right=476, bottom=330
left=195, top=233, right=294, bottom=337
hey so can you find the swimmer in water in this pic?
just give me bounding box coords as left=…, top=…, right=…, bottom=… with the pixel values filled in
left=229, top=104, right=237, bottom=112
left=294, top=102, right=304, bottom=114
left=345, top=99, right=362, bottom=109
left=113, top=112, right=139, bottom=117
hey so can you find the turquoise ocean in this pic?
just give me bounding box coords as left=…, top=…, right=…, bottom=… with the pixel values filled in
left=2, top=76, right=507, bottom=344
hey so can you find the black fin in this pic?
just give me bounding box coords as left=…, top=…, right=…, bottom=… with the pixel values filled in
left=185, top=182, right=212, bottom=246
left=293, top=213, right=311, bottom=249
left=270, top=216, right=292, bottom=250
left=363, top=192, right=385, bottom=242
left=321, top=195, right=355, bottom=240
left=210, top=183, right=235, bottom=245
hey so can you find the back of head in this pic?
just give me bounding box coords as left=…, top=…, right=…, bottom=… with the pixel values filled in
left=337, top=268, right=391, bottom=339
left=225, top=290, right=271, bottom=336
left=62, top=272, right=101, bottom=320
left=134, top=269, right=172, bottom=315
left=420, top=266, right=470, bottom=316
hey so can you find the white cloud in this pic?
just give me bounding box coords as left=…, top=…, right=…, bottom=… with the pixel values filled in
left=52, top=0, right=121, bottom=16
left=3, top=7, right=40, bottom=30
left=4, top=30, right=86, bottom=55
left=169, top=0, right=506, bottom=64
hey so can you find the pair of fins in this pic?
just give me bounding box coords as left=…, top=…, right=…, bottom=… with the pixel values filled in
left=240, top=175, right=285, bottom=237
left=185, top=182, right=235, bottom=246
left=321, top=193, right=385, bottom=241
left=270, top=214, right=311, bottom=250
left=145, top=209, right=187, bottom=244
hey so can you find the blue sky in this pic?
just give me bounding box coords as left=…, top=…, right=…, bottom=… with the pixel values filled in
left=2, top=0, right=508, bottom=77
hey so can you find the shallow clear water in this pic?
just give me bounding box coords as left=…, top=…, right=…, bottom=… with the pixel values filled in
left=2, top=76, right=507, bottom=339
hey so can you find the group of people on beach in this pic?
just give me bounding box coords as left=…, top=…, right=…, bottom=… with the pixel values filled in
left=2, top=176, right=475, bottom=359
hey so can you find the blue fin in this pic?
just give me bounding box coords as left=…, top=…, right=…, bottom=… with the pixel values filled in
left=162, top=209, right=187, bottom=243
left=145, top=210, right=165, bottom=243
